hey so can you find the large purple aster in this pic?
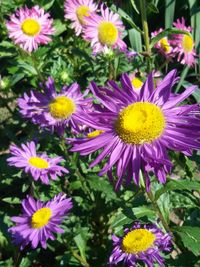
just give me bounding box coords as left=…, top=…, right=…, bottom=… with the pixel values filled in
left=8, top=193, right=73, bottom=250
left=70, top=70, right=200, bottom=190
left=109, top=222, right=172, bottom=267
left=7, top=141, right=68, bottom=184
left=18, top=77, right=92, bottom=134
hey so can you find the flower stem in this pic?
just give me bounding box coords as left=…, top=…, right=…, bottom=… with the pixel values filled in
left=68, top=245, right=90, bottom=267
left=146, top=189, right=181, bottom=253
left=139, top=0, right=151, bottom=72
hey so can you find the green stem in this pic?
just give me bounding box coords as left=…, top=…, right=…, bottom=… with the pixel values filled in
left=68, top=245, right=90, bottom=267
left=31, top=53, right=44, bottom=81
left=146, top=190, right=181, bottom=253
left=139, top=0, right=151, bottom=72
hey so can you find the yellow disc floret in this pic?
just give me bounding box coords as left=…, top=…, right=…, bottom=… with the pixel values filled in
left=115, top=102, right=165, bottom=144
left=49, top=96, right=76, bottom=120
left=182, top=34, right=193, bottom=53
left=131, top=77, right=143, bottom=89
left=122, top=229, right=156, bottom=254
left=98, top=22, right=118, bottom=46
left=31, top=207, right=52, bottom=229
left=29, top=157, right=49, bottom=169
left=160, top=38, right=171, bottom=53
left=76, top=5, right=90, bottom=24
left=21, top=19, right=41, bottom=36
left=87, top=130, right=104, bottom=138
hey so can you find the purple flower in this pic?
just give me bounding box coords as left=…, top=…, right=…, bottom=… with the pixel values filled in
left=6, top=6, right=55, bottom=53
left=18, top=77, right=92, bottom=135
left=7, top=141, right=68, bottom=184
left=8, top=193, right=72, bottom=250
left=109, top=222, right=172, bottom=267
left=70, top=70, right=200, bottom=190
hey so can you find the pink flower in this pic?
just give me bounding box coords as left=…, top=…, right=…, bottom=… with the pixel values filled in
left=83, top=5, right=127, bottom=54
left=151, top=28, right=174, bottom=59
left=172, top=18, right=197, bottom=66
left=64, top=0, right=97, bottom=36
left=6, top=6, right=55, bottom=52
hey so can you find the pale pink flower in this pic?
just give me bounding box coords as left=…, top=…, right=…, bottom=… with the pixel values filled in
left=6, top=6, right=54, bottom=53
left=172, top=18, right=197, bottom=66
left=83, top=5, right=127, bottom=54
left=64, top=0, right=97, bottom=36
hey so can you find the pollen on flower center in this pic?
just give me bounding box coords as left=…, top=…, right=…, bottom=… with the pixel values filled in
left=115, top=102, right=165, bottom=144
left=28, top=157, right=49, bottom=169
left=87, top=130, right=104, bottom=138
left=182, top=34, right=193, bottom=53
left=76, top=5, right=90, bottom=24
left=21, top=18, right=41, bottom=36
left=131, top=77, right=143, bottom=89
left=122, top=229, right=156, bottom=254
left=98, top=22, right=118, bottom=46
left=49, top=96, right=76, bottom=120
left=160, top=38, right=171, bottom=53
left=31, top=207, right=52, bottom=229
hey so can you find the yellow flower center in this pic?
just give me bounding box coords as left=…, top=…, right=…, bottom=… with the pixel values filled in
left=182, top=34, right=193, bottom=53
left=115, top=102, right=165, bottom=144
left=31, top=207, right=52, bottom=229
left=76, top=5, right=90, bottom=25
left=98, top=22, right=118, bottom=46
left=160, top=38, right=171, bottom=53
left=28, top=157, right=49, bottom=169
left=21, top=18, right=41, bottom=36
left=122, top=229, right=156, bottom=254
left=131, top=77, right=143, bottom=89
left=49, top=96, right=76, bottom=120
left=87, top=130, right=104, bottom=138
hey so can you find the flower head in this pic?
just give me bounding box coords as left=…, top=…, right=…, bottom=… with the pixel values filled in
left=83, top=5, right=127, bottom=54
left=8, top=193, right=72, bottom=250
left=18, top=77, right=91, bottom=135
left=71, top=70, right=200, bottom=190
left=7, top=141, right=68, bottom=184
left=172, top=18, right=196, bottom=66
left=6, top=6, right=54, bottom=52
left=151, top=28, right=174, bottom=58
left=64, top=0, right=97, bottom=36
left=109, top=222, right=172, bottom=267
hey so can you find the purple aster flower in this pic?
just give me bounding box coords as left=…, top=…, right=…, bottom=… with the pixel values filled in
left=8, top=193, right=73, bottom=250
left=18, top=77, right=92, bottom=135
left=109, top=222, right=172, bottom=267
left=70, top=70, right=200, bottom=190
left=7, top=141, right=68, bottom=184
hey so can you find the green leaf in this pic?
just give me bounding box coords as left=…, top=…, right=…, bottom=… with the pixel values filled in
left=155, top=180, right=200, bottom=200
left=148, top=3, right=159, bottom=13
left=130, top=0, right=139, bottom=14
left=74, top=232, right=87, bottom=261
left=165, top=0, right=176, bottom=28
left=111, top=6, right=142, bottom=33
left=150, top=28, right=191, bottom=48
left=2, top=197, right=21, bottom=204
left=128, top=29, right=142, bottom=52
left=173, top=226, right=200, bottom=256
left=175, top=66, right=190, bottom=93
left=53, top=19, right=67, bottom=36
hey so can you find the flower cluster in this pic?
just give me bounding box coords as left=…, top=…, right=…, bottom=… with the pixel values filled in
left=151, top=18, right=197, bottom=66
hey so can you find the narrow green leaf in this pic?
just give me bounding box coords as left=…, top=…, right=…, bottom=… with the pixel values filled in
left=165, top=0, right=176, bottom=28
left=148, top=3, right=159, bottom=14
left=2, top=197, right=21, bottom=204
left=175, top=66, right=190, bottom=93
left=128, top=29, right=142, bottom=52
left=53, top=19, right=67, bottom=36
left=74, top=233, right=87, bottom=261
left=130, top=0, right=139, bottom=14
